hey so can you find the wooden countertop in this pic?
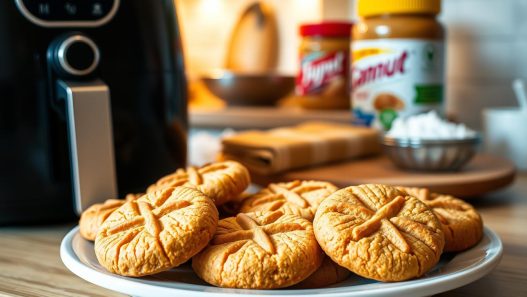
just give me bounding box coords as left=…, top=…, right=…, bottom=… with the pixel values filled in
left=190, top=106, right=352, bottom=129
left=1, top=176, right=527, bottom=297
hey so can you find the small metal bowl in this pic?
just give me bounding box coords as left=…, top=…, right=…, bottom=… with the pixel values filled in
left=383, top=136, right=480, bottom=171
left=201, top=71, right=295, bottom=106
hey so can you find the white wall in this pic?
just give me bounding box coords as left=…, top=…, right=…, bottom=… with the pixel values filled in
left=439, top=0, right=520, bottom=129
left=177, top=0, right=522, bottom=129
left=175, top=0, right=323, bottom=77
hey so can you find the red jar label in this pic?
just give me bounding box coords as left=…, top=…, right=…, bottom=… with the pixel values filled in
left=296, top=51, right=348, bottom=95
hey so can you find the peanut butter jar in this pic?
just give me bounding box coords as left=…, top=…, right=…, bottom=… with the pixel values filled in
left=352, top=0, right=445, bottom=130
left=294, top=22, right=352, bottom=110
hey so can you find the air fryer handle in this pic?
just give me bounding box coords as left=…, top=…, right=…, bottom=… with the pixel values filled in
left=57, top=80, right=118, bottom=214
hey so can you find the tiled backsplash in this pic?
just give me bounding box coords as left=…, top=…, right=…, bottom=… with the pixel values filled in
left=440, top=0, right=520, bottom=129
left=177, top=0, right=521, bottom=129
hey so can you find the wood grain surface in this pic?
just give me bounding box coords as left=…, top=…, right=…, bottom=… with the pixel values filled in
left=252, top=154, right=516, bottom=198
left=190, top=107, right=352, bottom=129
left=0, top=175, right=526, bottom=297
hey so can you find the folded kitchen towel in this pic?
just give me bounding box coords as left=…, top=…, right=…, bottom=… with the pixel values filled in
left=221, top=121, right=380, bottom=175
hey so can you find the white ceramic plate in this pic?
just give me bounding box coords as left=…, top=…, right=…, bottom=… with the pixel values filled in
left=61, top=227, right=502, bottom=297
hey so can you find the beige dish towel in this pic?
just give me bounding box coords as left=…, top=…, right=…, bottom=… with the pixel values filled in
left=221, top=122, right=380, bottom=175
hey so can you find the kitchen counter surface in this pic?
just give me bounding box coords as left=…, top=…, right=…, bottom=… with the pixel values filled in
left=1, top=175, right=527, bottom=297
left=190, top=106, right=352, bottom=129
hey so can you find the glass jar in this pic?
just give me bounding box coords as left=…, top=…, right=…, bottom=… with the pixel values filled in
left=351, top=0, right=445, bottom=130
left=294, top=22, right=352, bottom=109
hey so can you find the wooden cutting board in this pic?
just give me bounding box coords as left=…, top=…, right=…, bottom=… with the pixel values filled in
left=226, top=2, right=278, bottom=72
left=251, top=154, right=516, bottom=198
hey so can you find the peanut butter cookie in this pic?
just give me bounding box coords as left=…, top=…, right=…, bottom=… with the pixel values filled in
left=240, top=181, right=338, bottom=221
left=79, top=193, right=141, bottom=241
left=292, top=256, right=350, bottom=289
left=397, top=187, right=483, bottom=252
left=147, top=161, right=250, bottom=206
left=192, top=211, right=324, bottom=289
left=95, top=187, right=218, bottom=277
left=314, top=184, right=444, bottom=282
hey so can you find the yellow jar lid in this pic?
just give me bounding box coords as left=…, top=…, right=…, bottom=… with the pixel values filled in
left=358, top=0, right=441, bottom=17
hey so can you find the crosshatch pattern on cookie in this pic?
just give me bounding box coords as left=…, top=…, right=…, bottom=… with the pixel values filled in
left=314, top=184, right=445, bottom=282
left=212, top=211, right=305, bottom=254
left=425, top=197, right=477, bottom=225
left=241, top=180, right=337, bottom=220
left=85, top=199, right=125, bottom=222
left=103, top=199, right=191, bottom=238
left=146, top=161, right=250, bottom=206
left=192, top=211, right=324, bottom=289
left=79, top=199, right=126, bottom=241
left=397, top=186, right=483, bottom=252
left=398, top=187, right=480, bottom=226
left=148, top=164, right=226, bottom=190
left=95, top=186, right=218, bottom=277
left=80, top=194, right=143, bottom=241
left=350, top=195, right=411, bottom=253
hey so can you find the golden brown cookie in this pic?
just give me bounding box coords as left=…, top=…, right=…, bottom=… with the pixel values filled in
left=147, top=161, right=250, bottom=206
left=240, top=180, right=338, bottom=221
left=79, top=194, right=142, bottom=241
left=397, top=187, right=483, bottom=252
left=192, top=211, right=324, bottom=289
left=95, top=187, right=218, bottom=277
left=314, top=184, right=444, bottom=282
left=292, top=256, right=351, bottom=289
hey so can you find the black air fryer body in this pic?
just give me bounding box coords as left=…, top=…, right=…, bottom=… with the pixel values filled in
left=0, top=1, right=187, bottom=224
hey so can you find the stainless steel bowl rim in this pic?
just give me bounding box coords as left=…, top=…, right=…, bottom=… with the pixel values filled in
left=383, top=135, right=480, bottom=147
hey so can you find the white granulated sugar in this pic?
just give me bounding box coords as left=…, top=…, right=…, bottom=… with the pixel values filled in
left=386, top=111, right=476, bottom=139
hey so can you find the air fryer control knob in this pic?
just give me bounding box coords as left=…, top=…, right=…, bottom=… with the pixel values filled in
left=53, top=35, right=100, bottom=77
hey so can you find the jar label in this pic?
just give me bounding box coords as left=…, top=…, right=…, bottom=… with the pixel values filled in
left=296, top=50, right=348, bottom=95
left=351, top=39, right=444, bottom=130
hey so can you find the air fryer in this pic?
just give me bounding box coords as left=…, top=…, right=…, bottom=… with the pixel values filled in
left=0, top=0, right=187, bottom=224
